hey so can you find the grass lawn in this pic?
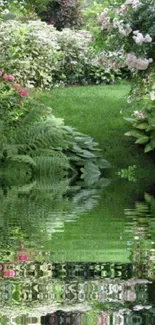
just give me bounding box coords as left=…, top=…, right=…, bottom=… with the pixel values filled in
left=36, top=82, right=155, bottom=179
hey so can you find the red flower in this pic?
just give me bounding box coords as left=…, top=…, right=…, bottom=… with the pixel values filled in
left=18, top=89, right=29, bottom=97
left=3, top=74, right=15, bottom=81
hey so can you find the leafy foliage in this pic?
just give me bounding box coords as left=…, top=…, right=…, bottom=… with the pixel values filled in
left=124, top=99, right=155, bottom=153
left=34, top=0, right=83, bottom=30
left=0, top=71, right=109, bottom=181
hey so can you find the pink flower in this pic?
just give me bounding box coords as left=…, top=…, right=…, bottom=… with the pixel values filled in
left=12, top=82, right=21, bottom=89
left=3, top=270, right=16, bottom=277
left=17, top=249, right=30, bottom=262
left=3, top=74, right=15, bottom=81
left=18, top=89, right=29, bottom=97
left=18, top=254, right=29, bottom=261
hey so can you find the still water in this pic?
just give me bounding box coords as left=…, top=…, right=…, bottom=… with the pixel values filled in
left=0, top=171, right=155, bottom=325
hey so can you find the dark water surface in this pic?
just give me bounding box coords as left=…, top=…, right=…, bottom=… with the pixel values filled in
left=0, top=173, right=155, bottom=325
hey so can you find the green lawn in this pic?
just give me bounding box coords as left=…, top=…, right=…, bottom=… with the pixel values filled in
left=36, top=83, right=155, bottom=180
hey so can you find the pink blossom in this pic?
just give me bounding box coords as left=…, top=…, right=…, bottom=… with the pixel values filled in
left=3, top=74, right=15, bottom=81
left=18, top=89, right=29, bottom=97
left=12, top=82, right=21, bottom=89
left=3, top=270, right=16, bottom=277
left=17, top=249, right=30, bottom=262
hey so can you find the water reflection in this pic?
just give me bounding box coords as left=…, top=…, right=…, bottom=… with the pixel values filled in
left=0, top=172, right=155, bottom=324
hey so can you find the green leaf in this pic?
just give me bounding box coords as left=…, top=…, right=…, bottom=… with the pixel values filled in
left=136, top=123, right=149, bottom=130
left=125, top=130, right=143, bottom=138
left=135, top=136, right=149, bottom=144
left=144, top=192, right=153, bottom=204
left=9, top=155, right=36, bottom=167
left=97, top=159, right=111, bottom=169
left=148, top=118, right=155, bottom=127
left=81, top=161, right=101, bottom=186
left=144, top=143, right=153, bottom=153
left=124, top=117, right=136, bottom=122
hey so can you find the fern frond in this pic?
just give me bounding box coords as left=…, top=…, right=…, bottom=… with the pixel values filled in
left=8, top=155, right=36, bottom=167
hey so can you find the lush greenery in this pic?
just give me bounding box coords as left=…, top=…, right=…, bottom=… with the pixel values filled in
left=36, top=83, right=155, bottom=175
left=1, top=72, right=110, bottom=186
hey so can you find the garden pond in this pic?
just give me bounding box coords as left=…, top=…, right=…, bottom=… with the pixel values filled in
left=0, top=166, right=155, bottom=325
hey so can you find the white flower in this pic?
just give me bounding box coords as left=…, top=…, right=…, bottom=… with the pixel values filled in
left=136, top=58, right=150, bottom=70
left=125, top=0, right=142, bottom=8
left=133, top=31, right=152, bottom=45
left=150, top=91, right=155, bottom=100
left=71, top=60, right=77, bottom=65
left=133, top=30, right=139, bottom=35
left=134, top=110, right=147, bottom=119
left=126, top=53, right=152, bottom=71
left=119, top=24, right=132, bottom=36
left=113, top=18, right=120, bottom=29
left=1, top=9, right=10, bottom=14
left=127, top=96, right=132, bottom=103
left=126, top=53, right=137, bottom=68
left=144, top=34, right=152, bottom=43
left=133, top=32, right=144, bottom=45
left=103, top=8, right=109, bottom=14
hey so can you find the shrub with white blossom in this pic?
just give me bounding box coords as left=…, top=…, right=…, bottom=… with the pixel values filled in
left=0, top=20, right=94, bottom=88
left=0, top=19, right=123, bottom=87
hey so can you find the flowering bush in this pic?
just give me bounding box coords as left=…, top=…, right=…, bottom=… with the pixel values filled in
left=97, top=0, right=155, bottom=73
left=97, top=0, right=155, bottom=152
left=53, top=28, right=95, bottom=84
left=0, top=20, right=96, bottom=88
left=0, top=70, right=30, bottom=125
left=0, top=20, right=60, bottom=88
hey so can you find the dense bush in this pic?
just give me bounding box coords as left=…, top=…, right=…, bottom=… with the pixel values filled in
left=29, top=0, right=83, bottom=30
left=0, top=19, right=122, bottom=87
left=0, top=20, right=92, bottom=88
left=0, top=20, right=60, bottom=88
